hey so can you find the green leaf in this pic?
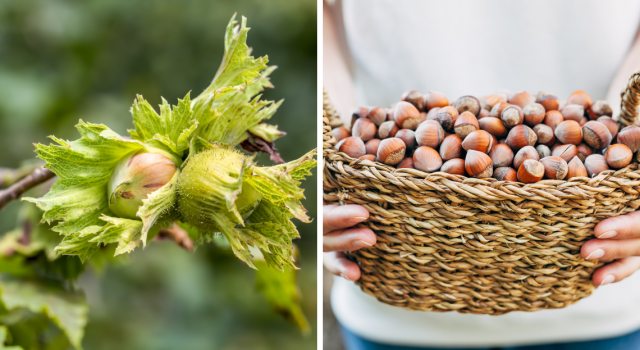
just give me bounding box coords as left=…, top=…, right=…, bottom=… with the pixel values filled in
left=0, top=326, right=22, bottom=350
left=136, top=170, right=179, bottom=245
left=0, top=279, right=88, bottom=350
left=248, top=123, right=284, bottom=143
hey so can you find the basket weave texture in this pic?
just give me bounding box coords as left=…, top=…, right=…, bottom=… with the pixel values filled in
left=323, top=71, right=640, bottom=315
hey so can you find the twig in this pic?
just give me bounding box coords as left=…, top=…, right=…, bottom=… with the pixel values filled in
left=155, top=223, right=194, bottom=252
left=0, top=168, right=55, bottom=210
left=0, top=161, right=45, bottom=188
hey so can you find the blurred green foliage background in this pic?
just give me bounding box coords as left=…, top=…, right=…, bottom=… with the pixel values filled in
left=0, top=0, right=317, bottom=349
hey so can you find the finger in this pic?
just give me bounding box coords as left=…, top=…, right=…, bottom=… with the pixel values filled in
left=323, top=204, right=370, bottom=234
left=593, top=210, right=640, bottom=239
left=323, top=251, right=361, bottom=281
left=323, top=227, right=376, bottom=252
left=581, top=238, right=640, bottom=261
left=592, top=257, right=640, bottom=286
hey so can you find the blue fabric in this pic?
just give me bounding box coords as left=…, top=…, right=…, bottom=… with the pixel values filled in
left=340, top=325, right=640, bottom=350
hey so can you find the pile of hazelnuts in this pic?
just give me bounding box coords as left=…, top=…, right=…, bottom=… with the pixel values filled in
left=332, top=89, right=640, bottom=182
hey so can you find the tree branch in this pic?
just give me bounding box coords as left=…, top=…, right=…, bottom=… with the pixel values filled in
left=0, top=162, right=45, bottom=188
left=155, top=223, right=194, bottom=252
left=0, top=168, right=55, bottom=210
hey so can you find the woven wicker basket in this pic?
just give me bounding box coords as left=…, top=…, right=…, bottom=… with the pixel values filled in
left=323, top=70, right=640, bottom=315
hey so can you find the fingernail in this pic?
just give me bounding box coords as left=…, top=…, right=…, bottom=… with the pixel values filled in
left=600, top=275, right=615, bottom=286
left=352, top=216, right=368, bottom=222
left=340, top=273, right=353, bottom=281
left=598, top=230, right=617, bottom=239
left=586, top=248, right=605, bottom=260
left=353, top=239, right=373, bottom=248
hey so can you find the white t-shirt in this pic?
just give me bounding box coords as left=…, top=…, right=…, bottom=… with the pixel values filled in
left=332, top=0, right=640, bottom=347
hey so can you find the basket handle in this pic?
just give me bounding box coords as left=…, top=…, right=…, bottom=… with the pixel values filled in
left=619, top=69, right=640, bottom=127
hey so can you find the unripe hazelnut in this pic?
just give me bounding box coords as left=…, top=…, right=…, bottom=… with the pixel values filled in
left=605, top=143, right=633, bottom=169
left=365, top=139, right=381, bottom=155
left=413, top=146, right=443, bottom=172
left=537, top=95, right=560, bottom=112
left=587, top=100, right=613, bottom=120
left=576, top=143, right=593, bottom=162
left=454, top=112, right=479, bottom=139
left=465, top=150, right=493, bottom=178
left=536, top=144, right=551, bottom=159
left=439, top=134, right=463, bottom=161
left=358, top=154, right=376, bottom=161
left=544, top=110, right=564, bottom=130
left=540, top=156, right=568, bottom=180
left=378, top=121, right=400, bottom=139
left=415, top=120, right=445, bottom=148
left=582, top=121, right=612, bottom=150
left=533, top=124, right=555, bottom=145
left=436, top=106, right=459, bottom=131
left=401, top=90, right=424, bottom=111
left=567, top=90, right=592, bottom=109
left=509, top=91, right=536, bottom=109
left=489, top=143, right=514, bottom=168
left=351, top=106, right=370, bottom=128
left=517, top=159, right=544, bottom=183
left=523, top=103, right=546, bottom=126
left=493, top=167, right=517, bottom=181
left=584, top=154, right=609, bottom=177
left=552, top=144, right=578, bottom=163
left=478, top=117, right=507, bottom=138
left=424, top=91, right=449, bottom=110
left=560, top=104, right=584, bottom=122
left=461, top=130, right=493, bottom=153
left=394, top=101, right=421, bottom=129
left=441, top=158, right=466, bottom=175
left=367, top=107, right=388, bottom=126
left=501, top=105, right=524, bottom=127
left=597, top=117, right=619, bottom=139
left=505, top=125, right=537, bottom=151
left=397, top=157, right=415, bottom=169
left=338, top=137, right=366, bottom=158
left=396, top=129, right=416, bottom=150
left=454, top=95, right=481, bottom=116
left=425, top=107, right=440, bottom=121
left=352, top=118, right=377, bottom=141
left=377, top=138, right=406, bottom=165
left=331, top=127, right=350, bottom=142
left=490, top=102, right=511, bottom=119
left=616, top=126, right=640, bottom=153
left=513, top=146, right=540, bottom=170
left=567, top=156, right=588, bottom=179
left=554, top=120, right=583, bottom=145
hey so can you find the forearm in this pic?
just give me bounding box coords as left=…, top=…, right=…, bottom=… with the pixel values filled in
left=607, top=27, right=640, bottom=117
left=323, top=0, right=358, bottom=125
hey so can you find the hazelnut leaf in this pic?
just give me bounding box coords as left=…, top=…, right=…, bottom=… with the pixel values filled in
left=136, top=170, right=179, bottom=246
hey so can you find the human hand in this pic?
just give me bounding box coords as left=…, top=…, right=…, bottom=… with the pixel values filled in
left=582, top=211, right=640, bottom=286
left=323, top=203, right=376, bottom=281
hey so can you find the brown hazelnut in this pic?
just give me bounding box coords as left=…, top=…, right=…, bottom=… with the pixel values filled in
left=478, top=108, right=490, bottom=120
left=551, top=144, right=578, bottom=163
left=478, top=117, right=507, bottom=138
left=338, top=137, right=366, bottom=158
left=454, top=95, right=481, bottom=116
left=536, top=144, right=551, bottom=159
left=425, top=107, right=440, bottom=121
left=351, top=106, right=370, bottom=127
left=513, top=146, right=540, bottom=170
left=605, top=143, right=633, bottom=169
left=517, top=159, right=544, bottom=183
left=419, top=112, right=428, bottom=124
left=377, top=138, right=406, bottom=165
left=396, top=129, right=416, bottom=150
left=386, top=107, right=395, bottom=122
left=489, top=143, right=514, bottom=168
left=540, top=156, right=568, bottom=180
left=490, top=102, right=511, bottom=119
left=584, top=154, right=609, bottom=177
left=401, top=90, right=424, bottom=111
left=358, top=154, right=376, bottom=161
left=587, top=100, right=613, bottom=120
left=567, top=90, right=592, bottom=109
left=332, top=127, right=350, bottom=142
left=352, top=118, right=377, bottom=141
left=554, top=120, right=583, bottom=145
left=560, top=104, right=585, bottom=122
left=509, top=91, right=536, bottom=108
left=424, top=91, right=449, bottom=110
left=440, top=158, right=466, bottom=175
left=523, top=103, right=546, bottom=126
left=582, top=121, right=612, bottom=151
left=465, top=150, right=493, bottom=178
left=461, top=130, right=494, bottom=153
left=397, top=157, right=415, bottom=169
left=439, top=134, right=463, bottom=161
left=436, top=106, right=460, bottom=131
left=365, top=139, right=381, bottom=155
left=367, top=107, right=388, bottom=126
left=579, top=117, right=588, bottom=127
left=394, top=101, right=421, bottom=129
left=506, top=125, right=537, bottom=151
left=481, top=94, right=507, bottom=111
left=413, top=146, right=443, bottom=172
left=415, top=120, right=445, bottom=148
left=378, top=121, right=400, bottom=139
left=616, top=126, right=640, bottom=153
left=494, top=167, right=517, bottom=181
left=537, top=95, right=560, bottom=112
left=597, top=117, right=619, bottom=139
left=533, top=124, right=555, bottom=145
left=576, top=143, right=593, bottom=162
left=544, top=110, right=564, bottom=130
left=501, top=105, right=524, bottom=127
left=567, top=156, right=588, bottom=179
left=454, top=112, right=479, bottom=139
